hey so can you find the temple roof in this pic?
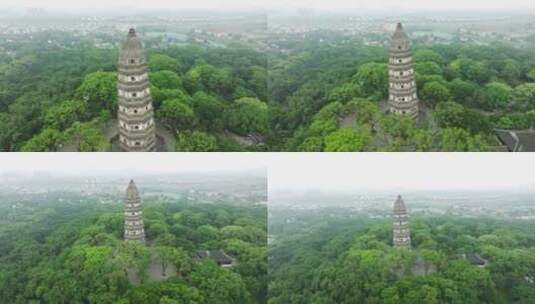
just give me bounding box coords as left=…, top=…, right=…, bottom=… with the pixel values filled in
left=119, top=28, right=145, bottom=62
left=195, top=250, right=234, bottom=265
left=393, top=195, right=407, bottom=213
left=495, top=129, right=535, bottom=152
left=392, top=22, right=409, bottom=40
left=465, top=253, right=488, bottom=266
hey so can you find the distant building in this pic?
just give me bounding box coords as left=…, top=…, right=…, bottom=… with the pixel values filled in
left=195, top=250, right=235, bottom=268
left=525, top=273, right=534, bottom=284
left=393, top=195, right=411, bottom=249
left=463, top=253, right=488, bottom=268
left=117, top=28, right=156, bottom=152
left=124, top=180, right=145, bottom=242
left=388, top=23, right=419, bottom=119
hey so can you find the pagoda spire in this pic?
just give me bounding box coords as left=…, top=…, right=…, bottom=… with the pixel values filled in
left=392, top=195, right=411, bottom=249
left=124, top=179, right=145, bottom=242
left=117, top=28, right=156, bottom=151
left=388, top=22, right=419, bottom=119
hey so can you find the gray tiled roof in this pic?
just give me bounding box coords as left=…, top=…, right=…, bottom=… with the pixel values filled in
left=195, top=250, right=234, bottom=265
left=495, top=129, right=535, bottom=152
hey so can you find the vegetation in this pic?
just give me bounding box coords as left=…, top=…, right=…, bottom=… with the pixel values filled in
left=269, top=210, right=535, bottom=303
left=0, top=34, right=267, bottom=151
left=0, top=195, right=267, bottom=303
left=269, top=32, right=535, bottom=151
left=3, top=31, right=535, bottom=151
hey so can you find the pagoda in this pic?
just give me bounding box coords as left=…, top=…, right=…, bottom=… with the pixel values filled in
left=124, top=180, right=145, bottom=242
left=117, top=28, right=156, bottom=151
left=388, top=23, right=419, bottom=119
left=392, top=195, right=411, bottom=249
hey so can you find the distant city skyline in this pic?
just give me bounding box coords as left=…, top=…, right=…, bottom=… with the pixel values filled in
left=0, top=154, right=266, bottom=175
left=3, top=0, right=535, bottom=13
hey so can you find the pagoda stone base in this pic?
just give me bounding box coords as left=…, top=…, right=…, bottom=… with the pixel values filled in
left=380, top=100, right=433, bottom=128
left=107, top=119, right=175, bottom=152
left=110, top=134, right=168, bottom=152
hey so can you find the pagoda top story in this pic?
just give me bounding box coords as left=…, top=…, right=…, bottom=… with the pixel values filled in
left=126, top=179, right=139, bottom=198
left=393, top=195, right=407, bottom=213
left=119, top=28, right=145, bottom=65
left=392, top=23, right=409, bottom=40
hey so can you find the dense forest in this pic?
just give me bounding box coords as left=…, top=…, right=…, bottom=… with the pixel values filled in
left=269, top=209, right=535, bottom=303
left=3, top=30, right=535, bottom=151
left=0, top=194, right=267, bottom=303
left=268, top=32, right=535, bottom=151
left=0, top=32, right=267, bottom=151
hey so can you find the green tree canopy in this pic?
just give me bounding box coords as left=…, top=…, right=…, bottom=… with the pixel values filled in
left=157, top=99, right=197, bottom=131
left=224, top=97, right=268, bottom=136
left=439, top=128, right=489, bottom=151
left=421, top=81, right=451, bottom=106
left=324, top=127, right=369, bottom=152
left=21, top=128, right=65, bottom=152
left=414, top=49, right=444, bottom=64
left=75, top=71, right=117, bottom=116
left=44, top=100, right=87, bottom=131
left=65, top=121, right=110, bottom=152
left=175, top=131, right=218, bottom=152
left=484, top=82, right=512, bottom=110
left=150, top=70, right=183, bottom=90
left=191, top=92, right=225, bottom=132
left=149, top=54, right=180, bottom=72
left=415, top=62, right=443, bottom=76
left=354, top=62, right=388, bottom=99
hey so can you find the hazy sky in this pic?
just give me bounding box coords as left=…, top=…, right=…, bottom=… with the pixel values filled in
left=1, top=153, right=534, bottom=192
left=4, top=0, right=535, bottom=13
left=268, top=153, right=535, bottom=192
left=0, top=153, right=266, bottom=175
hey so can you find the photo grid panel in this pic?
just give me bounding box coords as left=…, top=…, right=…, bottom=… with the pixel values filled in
left=0, top=153, right=268, bottom=303
left=267, top=153, right=535, bottom=303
